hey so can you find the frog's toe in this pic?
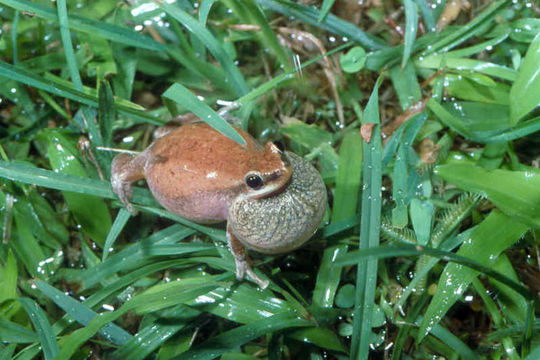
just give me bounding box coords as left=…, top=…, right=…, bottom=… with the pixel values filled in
left=111, top=174, right=137, bottom=214
left=234, top=258, right=246, bottom=280
left=246, top=268, right=269, bottom=289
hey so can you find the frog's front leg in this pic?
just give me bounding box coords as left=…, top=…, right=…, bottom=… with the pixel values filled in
left=227, top=224, right=269, bottom=289
left=111, top=152, right=147, bottom=213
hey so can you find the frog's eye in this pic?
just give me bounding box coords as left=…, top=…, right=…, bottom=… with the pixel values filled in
left=245, top=173, right=264, bottom=189
left=273, top=140, right=285, bottom=152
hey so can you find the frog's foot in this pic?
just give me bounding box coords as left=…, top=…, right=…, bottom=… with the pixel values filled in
left=233, top=256, right=269, bottom=289
left=111, top=153, right=144, bottom=214
left=227, top=225, right=269, bottom=289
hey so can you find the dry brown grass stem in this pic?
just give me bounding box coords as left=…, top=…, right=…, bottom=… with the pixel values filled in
left=277, top=27, right=345, bottom=127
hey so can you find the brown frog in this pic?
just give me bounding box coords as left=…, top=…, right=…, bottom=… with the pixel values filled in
left=111, top=120, right=326, bottom=288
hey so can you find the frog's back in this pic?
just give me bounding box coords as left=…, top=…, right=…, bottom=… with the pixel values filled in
left=143, top=123, right=260, bottom=222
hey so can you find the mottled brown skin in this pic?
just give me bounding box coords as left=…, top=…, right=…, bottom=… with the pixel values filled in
left=111, top=122, right=293, bottom=287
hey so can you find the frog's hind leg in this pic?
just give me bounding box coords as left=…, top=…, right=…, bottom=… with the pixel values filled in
left=227, top=224, right=269, bottom=289
left=111, top=152, right=146, bottom=213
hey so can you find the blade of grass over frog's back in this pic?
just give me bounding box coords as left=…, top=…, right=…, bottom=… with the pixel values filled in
left=163, top=83, right=246, bottom=145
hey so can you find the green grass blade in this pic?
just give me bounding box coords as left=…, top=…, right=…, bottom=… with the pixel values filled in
left=418, top=211, right=529, bottom=341
left=163, top=83, right=245, bottom=145
left=417, top=56, right=517, bottom=81
left=0, top=61, right=163, bottom=125
left=351, top=76, right=383, bottom=360
left=186, top=283, right=295, bottom=324
left=402, top=0, right=418, bottom=69
left=55, top=279, right=220, bottom=360
left=390, top=62, right=422, bottom=111
left=335, top=243, right=534, bottom=301
left=235, top=43, right=350, bottom=107
left=318, top=0, right=336, bottom=22
left=11, top=10, right=19, bottom=64
left=110, top=306, right=201, bottom=360
left=256, top=0, right=387, bottom=50
left=414, top=0, right=436, bottom=32
left=98, top=80, right=115, bottom=147
left=173, top=312, right=311, bottom=360
left=435, top=164, right=540, bottom=227
left=161, top=2, right=249, bottom=96
left=427, top=322, right=479, bottom=360
left=199, top=0, right=216, bottom=25
left=81, top=225, right=196, bottom=290
left=312, top=131, right=363, bottom=308
left=19, top=297, right=59, bottom=360
left=226, top=0, right=292, bottom=72
left=0, top=0, right=165, bottom=51
left=331, top=131, right=363, bottom=222
left=0, top=318, right=38, bottom=343
left=524, top=345, right=540, bottom=360
left=34, top=280, right=132, bottom=345
left=56, top=0, right=82, bottom=89
left=102, top=209, right=131, bottom=261
left=423, top=0, right=508, bottom=55
left=510, top=32, right=540, bottom=124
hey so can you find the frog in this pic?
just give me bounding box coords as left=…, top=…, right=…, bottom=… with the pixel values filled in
left=111, top=118, right=326, bottom=288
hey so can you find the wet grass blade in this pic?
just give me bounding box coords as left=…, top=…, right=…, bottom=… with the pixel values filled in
left=19, top=297, right=59, bottom=360
left=510, top=32, right=540, bottom=124
left=34, top=280, right=132, bottom=345
left=110, top=306, right=201, bottom=360
left=223, top=0, right=292, bottom=72
left=57, top=0, right=82, bottom=89
left=318, top=0, right=336, bottom=22
left=423, top=0, right=508, bottom=55
left=0, top=61, right=162, bottom=124
left=417, top=56, right=517, bottom=81
left=435, top=164, right=540, bottom=227
left=256, top=0, right=387, bottom=50
left=418, top=211, right=529, bottom=341
left=414, top=0, right=436, bottom=32
left=163, top=83, right=245, bottom=145
left=81, top=225, right=196, bottom=290
left=174, top=312, right=311, bottom=360
left=0, top=318, right=38, bottom=343
left=102, top=208, right=131, bottom=262
left=55, top=279, right=220, bottom=360
left=335, top=243, right=534, bottom=301
left=161, top=2, right=249, bottom=96
left=402, top=0, right=418, bottom=69
left=313, top=131, right=363, bottom=308
left=0, top=0, right=165, bottom=51
left=351, top=76, right=383, bottom=360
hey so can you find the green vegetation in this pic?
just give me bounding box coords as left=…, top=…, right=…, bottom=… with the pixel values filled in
left=0, top=0, right=539, bottom=359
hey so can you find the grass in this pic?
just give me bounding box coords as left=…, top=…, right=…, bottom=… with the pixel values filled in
left=0, top=0, right=539, bottom=359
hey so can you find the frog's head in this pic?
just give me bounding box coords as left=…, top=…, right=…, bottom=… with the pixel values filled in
left=230, top=152, right=327, bottom=254
left=242, top=141, right=292, bottom=200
